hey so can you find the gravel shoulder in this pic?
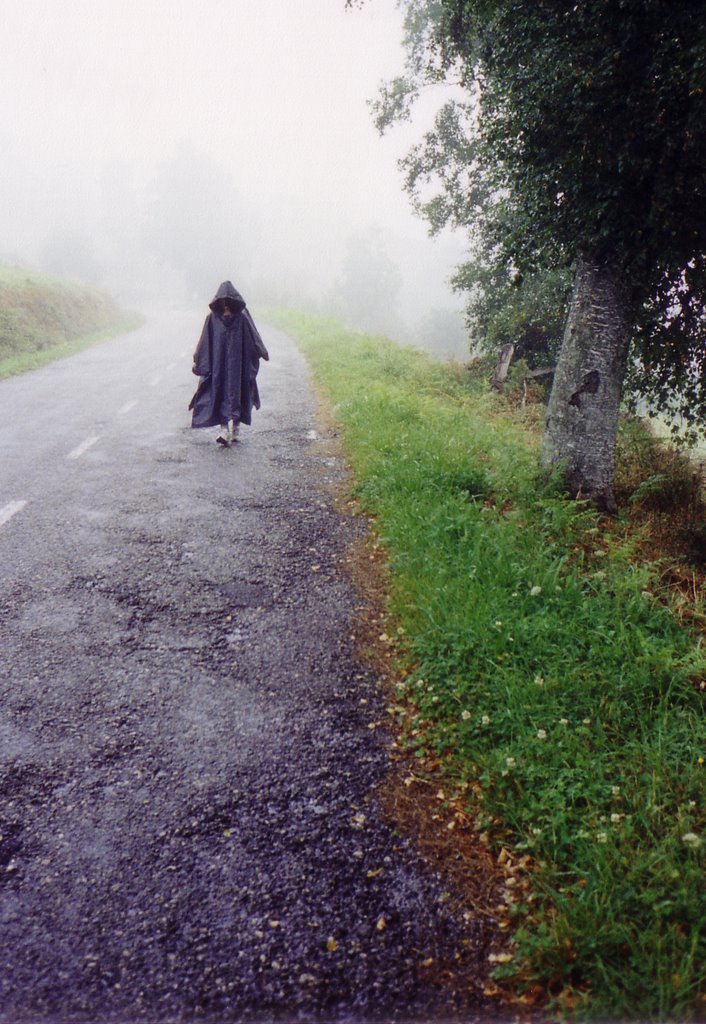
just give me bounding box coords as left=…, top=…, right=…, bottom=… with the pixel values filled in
left=0, top=312, right=497, bottom=1023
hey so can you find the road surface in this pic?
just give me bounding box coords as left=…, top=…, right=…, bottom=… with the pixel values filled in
left=0, top=308, right=493, bottom=1022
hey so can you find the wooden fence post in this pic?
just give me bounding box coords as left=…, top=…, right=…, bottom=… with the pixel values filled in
left=491, top=343, right=515, bottom=392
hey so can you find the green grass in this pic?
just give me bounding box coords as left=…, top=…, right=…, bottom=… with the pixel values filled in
left=0, top=264, right=139, bottom=378
left=0, top=323, right=142, bottom=379
left=267, top=309, right=706, bottom=1022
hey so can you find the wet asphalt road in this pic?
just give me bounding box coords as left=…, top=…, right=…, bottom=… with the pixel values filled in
left=0, top=308, right=493, bottom=1023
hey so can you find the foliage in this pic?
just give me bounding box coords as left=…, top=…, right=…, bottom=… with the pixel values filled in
left=270, top=307, right=706, bottom=1020
left=453, top=259, right=571, bottom=368
left=357, top=0, right=706, bottom=432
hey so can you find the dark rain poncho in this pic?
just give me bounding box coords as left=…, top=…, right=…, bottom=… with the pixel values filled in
left=189, top=281, right=269, bottom=429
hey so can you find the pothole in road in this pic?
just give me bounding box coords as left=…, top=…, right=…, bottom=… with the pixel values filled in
left=220, top=582, right=273, bottom=609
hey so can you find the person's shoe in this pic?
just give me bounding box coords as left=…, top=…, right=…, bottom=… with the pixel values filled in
left=228, top=419, right=240, bottom=443
left=216, top=427, right=230, bottom=446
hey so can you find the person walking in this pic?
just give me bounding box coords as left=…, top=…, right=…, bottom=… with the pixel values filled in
left=189, top=281, right=269, bottom=445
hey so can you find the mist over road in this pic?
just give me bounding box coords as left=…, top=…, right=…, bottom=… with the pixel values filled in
left=0, top=310, right=490, bottom=1022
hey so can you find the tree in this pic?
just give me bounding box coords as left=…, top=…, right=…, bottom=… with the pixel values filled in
left=143, top=144, right=258, bottom=300
left=452, top=259, right=570, bottom=370
left=329, top=227, right=403, bottom=334
left=350, top=0, right=706, bottom=510
left=41, top=228, right=103, bottom=286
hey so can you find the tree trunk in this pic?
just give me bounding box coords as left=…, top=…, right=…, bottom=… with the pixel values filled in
left=541, top=254, right=632, bottom=514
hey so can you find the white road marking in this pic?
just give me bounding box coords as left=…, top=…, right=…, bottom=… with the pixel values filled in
left=118, top=400, right=138, bottom=415
left=67, top=436, right=100, bottom=460
left=0, top=500, right=27, bottom=528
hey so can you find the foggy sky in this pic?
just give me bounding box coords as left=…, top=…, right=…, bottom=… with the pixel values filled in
left=1, top=0, right=468, bottom=347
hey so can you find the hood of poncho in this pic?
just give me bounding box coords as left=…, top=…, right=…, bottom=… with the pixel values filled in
left=209, top=280, right=246, bottom=314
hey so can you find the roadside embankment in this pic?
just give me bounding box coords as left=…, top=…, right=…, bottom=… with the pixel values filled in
left=266, top=308, right=706, bottom=1023
left=0, top=264, right=140, bottom=378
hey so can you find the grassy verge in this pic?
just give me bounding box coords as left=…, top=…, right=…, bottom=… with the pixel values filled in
left=0, top=323, right=143, bottom=379
left=267, top=309, right=705, bottom=1022
left=0, top=264, right=140, bottom=379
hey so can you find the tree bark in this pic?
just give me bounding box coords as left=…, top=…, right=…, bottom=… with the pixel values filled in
left=541, top=254, right=632, bottom=514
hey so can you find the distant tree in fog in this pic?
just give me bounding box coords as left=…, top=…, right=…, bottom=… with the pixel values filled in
left=416, top=306, right=469, bottom=360
left=331, top=228, right=402, bottom=335
left=41, top=228, right=102, bottom=286
left=143, top=144, right=257, bottom=300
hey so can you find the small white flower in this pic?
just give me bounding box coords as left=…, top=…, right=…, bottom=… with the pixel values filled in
left=511, top=591, right=519, bottom=598
left=596, top=832, right=608, bottom=844
left=610, top=813, right=622, bottom=823
left=611, top=786, right=621, bottom=797
left=533, top=675, right=545, bottom=686
left=682, top=832, right=701, bottom=848
left=494, top=620, right=503, bottom=628
left=530, top=585, right=542, bottom=596
left=481, top=715, right=491, bottom=725
left=559, top=718, right=569, bottom=726
left=431, top=695, right=439, bottom=703
left=536, top=729, right=547, bottom=740
left=687, top=800, right=696, bottom=808
left=505, top=757, right=516, bottom=769
left=461, top=710, right=471, bottom=721
left=583, top=718, right=592, bottom=725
